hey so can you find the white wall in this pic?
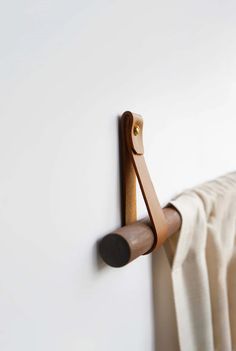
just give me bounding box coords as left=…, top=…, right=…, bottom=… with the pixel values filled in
left=0, top=0, right=236, bottom=350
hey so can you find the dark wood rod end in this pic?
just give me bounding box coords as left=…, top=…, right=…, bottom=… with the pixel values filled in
left=99, top=206, right=182, bottom=267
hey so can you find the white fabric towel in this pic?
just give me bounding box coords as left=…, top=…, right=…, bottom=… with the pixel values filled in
left=153, top=172, right=236, bottom=351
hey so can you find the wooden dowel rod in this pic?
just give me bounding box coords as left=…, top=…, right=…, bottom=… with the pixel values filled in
left=99, top=206, right=182, bottom=267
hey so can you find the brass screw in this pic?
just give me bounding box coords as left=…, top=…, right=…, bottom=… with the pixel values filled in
left=133, top=124, right=140, bottom=136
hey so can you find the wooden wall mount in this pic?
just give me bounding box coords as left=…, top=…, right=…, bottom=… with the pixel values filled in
left=99, top=112, right=182, bottom=267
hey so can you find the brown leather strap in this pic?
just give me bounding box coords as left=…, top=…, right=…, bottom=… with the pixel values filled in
left=121, top=111, right=168, bottom=251
left=120, top=114, right=137, bottom=225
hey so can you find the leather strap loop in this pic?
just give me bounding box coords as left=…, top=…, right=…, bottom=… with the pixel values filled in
left=121, top=111, right=168, bottom=252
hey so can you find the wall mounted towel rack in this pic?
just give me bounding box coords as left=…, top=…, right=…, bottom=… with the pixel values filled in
left=99, top=111, right=182, bottom=267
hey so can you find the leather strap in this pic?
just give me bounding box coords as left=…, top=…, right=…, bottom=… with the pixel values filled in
left=121, top=111, right=168, bottom=252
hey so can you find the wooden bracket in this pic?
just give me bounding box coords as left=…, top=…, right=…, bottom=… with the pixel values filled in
left=99, top=112, right=181, bottom=267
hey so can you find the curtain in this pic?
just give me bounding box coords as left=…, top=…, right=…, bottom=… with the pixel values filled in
left=153, top=172, right=236, bottom=351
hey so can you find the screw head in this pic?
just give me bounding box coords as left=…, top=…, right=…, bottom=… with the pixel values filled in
left=133, top=124, right=140, bottom=136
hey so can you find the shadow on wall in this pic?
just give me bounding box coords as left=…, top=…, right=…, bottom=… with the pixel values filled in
left=93, top=115, right=122, bottom=272
left=95, top=239, right=107, bottom=271
left=152, top=249, right=179, bottom=351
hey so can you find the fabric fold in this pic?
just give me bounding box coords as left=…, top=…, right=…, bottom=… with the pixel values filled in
left=153, top=172, right=236, bottom=351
